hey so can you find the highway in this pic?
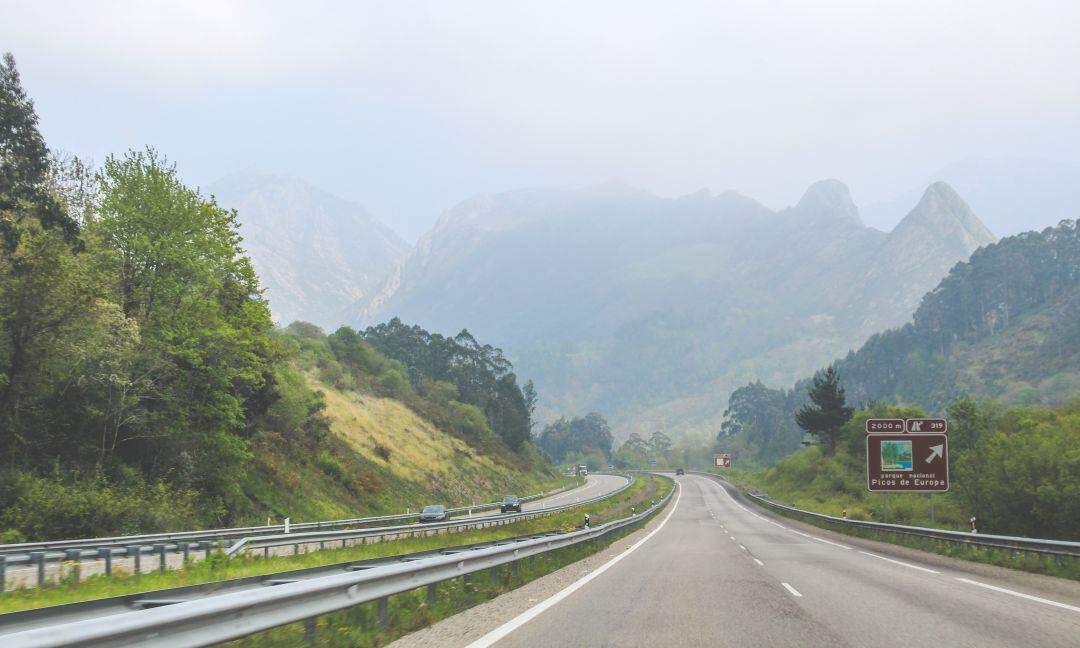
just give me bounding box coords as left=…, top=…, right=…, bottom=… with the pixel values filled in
left=405, top=473, right=1080, bottom=647
left=1, top=474, right=627, bottom=589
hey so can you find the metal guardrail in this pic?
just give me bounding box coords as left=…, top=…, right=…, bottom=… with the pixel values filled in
left=224, top=473, right=635, bottom=556
left=0, top=475, right=626, bottom=589
left=0, top=484, right=572, bottom=558
left=0, top=476, right=674, bottom=647
left=689, top=471, right=1080, bottom=559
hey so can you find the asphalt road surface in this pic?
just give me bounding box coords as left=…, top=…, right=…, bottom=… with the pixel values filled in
left=459, top=473, right=1080, bottom=648
left=2, top=474, right=628, bottom=588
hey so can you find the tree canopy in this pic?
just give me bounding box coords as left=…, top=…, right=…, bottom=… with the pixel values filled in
left=795, top=366, right=853, bottom=453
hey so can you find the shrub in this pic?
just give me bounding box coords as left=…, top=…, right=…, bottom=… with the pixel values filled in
left=316, top=451, right=347, bottom=482
left=0, top=471, right=202, bottom=541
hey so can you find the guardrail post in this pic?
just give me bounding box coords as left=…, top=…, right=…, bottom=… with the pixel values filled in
left=201, top=541, right=212, bottom=560
left=490, top=565, right=500, bottom=588
left=154, top=544, right=167, bottom=572
left=427, top=582, right=437, bottom=606
left=127, top=545, right=141, bottom=575
left=98, top=548, right=112, bottom=576
left=0, top=555, right=6, bottom=592
left=377, top=596, right=389, bottom=629
left=180, top=542, right=190, bottom=564
left=65, top=549, right=81, bottom=583
left=30, top=551, right=46, bottom=585
left=512, top=559, right=521, bottom=578
left=463, top=573, right=471, bottom=592
left=304, top=617, right=317, bottom=644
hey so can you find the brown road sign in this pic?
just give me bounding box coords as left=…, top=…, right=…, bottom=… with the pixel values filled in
left=714, top=453, right=731, bottom=468
left=865, top=418, right=905, bottom=434
left=905, top=418, right=947, bottom=434
left=866, top=434, right=949, bottom=492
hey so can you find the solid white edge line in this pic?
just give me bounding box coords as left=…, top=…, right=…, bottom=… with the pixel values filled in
left=753, top=558, right=764, bottom=566
left=789, top=529, right=812, bottom=539
left=464, top=482, right=683, bottom=648
left=858, top=550, right=940, bottom=574
left=811, top=536, right=852, bottom=550
left=782, top=582, right=803, bottom=597
left=956, top=578, right=1080, bottom=614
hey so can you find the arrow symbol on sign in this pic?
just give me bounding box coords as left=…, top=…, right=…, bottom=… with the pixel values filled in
left=926, top=445, right=944, bottom=463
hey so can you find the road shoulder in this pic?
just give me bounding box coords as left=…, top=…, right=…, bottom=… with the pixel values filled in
left=387, top=502, right=669, bottom=648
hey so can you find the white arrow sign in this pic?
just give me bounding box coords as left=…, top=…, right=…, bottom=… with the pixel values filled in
left=926, top=445, right=944, bottom=463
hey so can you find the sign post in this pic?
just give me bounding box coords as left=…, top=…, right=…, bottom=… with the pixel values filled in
left=713, top=453, right=731, bottom=468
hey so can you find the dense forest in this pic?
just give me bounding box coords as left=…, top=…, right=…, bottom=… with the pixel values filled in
left=0, top=54, right=541, bottom=540
left=361, top=318, right=535, bottom=451
left=536, top=413, right=613, bottom=469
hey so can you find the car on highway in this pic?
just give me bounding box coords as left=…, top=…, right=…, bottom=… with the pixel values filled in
left=418, top=504, right=449, bottom=523
left=675, top=468, right=685, bottom=475
left=500, top=496, right=522, bottom=513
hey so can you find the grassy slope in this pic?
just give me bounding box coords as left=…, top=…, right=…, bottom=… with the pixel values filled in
left=239, top=372, right=561, bottom=525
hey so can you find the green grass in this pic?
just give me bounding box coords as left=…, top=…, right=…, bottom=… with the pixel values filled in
left=728, top=447, right=970, bottom=531
left=715, top=470, right=1080, bottom=581
left=229, top=474, right=674, bottom=647
left=0, top=475, right=662, bottom=615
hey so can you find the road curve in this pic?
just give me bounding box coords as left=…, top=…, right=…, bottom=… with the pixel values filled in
left=2, top=474, right=628, bottom=589
left=425, top=473, right=1080, bottom=647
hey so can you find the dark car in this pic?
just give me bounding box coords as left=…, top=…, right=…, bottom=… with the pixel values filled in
left=419, top=504, right=449, bottom=523
left=500, top=496, right=522, bottom=513
left=675, top=468, right=685, bottom=475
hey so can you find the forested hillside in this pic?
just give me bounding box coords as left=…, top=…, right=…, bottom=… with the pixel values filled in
left=0, top=54, right=551, bottom=541
left=723, top=219, right=1079, bottom=467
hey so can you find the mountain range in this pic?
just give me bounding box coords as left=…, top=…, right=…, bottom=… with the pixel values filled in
left=354, top=179, right=995, bottom=439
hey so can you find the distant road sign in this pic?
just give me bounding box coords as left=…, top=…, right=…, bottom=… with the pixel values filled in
left=865, top=418, right=905, bottom=434
left=866, top=434, right=949, bottom=492
left=905, top=418, right=948, bottom=434
left=714, top=453, right=731, bottom=468
left=649, top=459, right=658, bottom=467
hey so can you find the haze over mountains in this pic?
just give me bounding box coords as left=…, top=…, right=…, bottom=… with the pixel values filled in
left=208, top=171, right=409, bottom=328
left=207, top=169, right=1019, bottom=440
left=353, top=179, right=995, bottom=439
left=862, top=158, right=1080, bottom=236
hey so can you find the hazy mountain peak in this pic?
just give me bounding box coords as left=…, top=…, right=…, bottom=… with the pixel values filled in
left=893, top=181, right=996, bottom=243
left=790, top=179, right=862, bottom=226
left=208, top=173, right=409, bottom=329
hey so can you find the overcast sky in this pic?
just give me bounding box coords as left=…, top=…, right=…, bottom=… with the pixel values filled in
left=3, top=0, right=1078, bottom=241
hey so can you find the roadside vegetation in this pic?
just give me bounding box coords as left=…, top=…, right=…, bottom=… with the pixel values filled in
left=734, top=398, right=1080, bottom=541
left=0, top=53, right=552, bottom=542
left=230, top=473, right=674, bottom=648
left=0, top=474, right=664, bottom=615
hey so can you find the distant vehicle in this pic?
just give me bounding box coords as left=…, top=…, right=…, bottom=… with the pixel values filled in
left=575, top=464, right=588, bottom=476
left=675, top=468, right=685, bottom=476
left=419, top=504, right=449, bottom=523
left=500, top=496, right=522, bottom=513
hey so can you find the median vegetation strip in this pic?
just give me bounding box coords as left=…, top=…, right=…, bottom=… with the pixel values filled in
left=227, top=473, right=674, bottom=648
left=0, top=475, right=653, bottom=615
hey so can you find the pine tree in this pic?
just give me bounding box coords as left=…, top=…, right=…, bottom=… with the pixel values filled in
left=794, top=365, right=853, bottom=453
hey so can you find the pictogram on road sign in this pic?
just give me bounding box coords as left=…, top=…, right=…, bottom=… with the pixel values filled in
left=905, top=418, right=947, bottom=434
left=866, top=434, right=948, bottom=492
